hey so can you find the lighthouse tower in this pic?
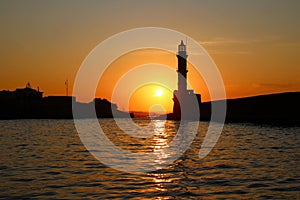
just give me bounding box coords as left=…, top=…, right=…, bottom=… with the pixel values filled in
left=177, top=40, right=188, bottom=92
left=172, top=40, right=201, bottom=119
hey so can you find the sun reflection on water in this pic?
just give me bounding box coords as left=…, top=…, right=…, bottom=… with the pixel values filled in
left=151, top=173, right=170, bottom=192
left=151, top=120, right=170, bottom=167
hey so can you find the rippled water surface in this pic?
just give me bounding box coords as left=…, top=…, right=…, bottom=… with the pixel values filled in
left=0, top=119, right=299, bottom=199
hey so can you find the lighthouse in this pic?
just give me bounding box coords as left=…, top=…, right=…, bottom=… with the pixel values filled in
left=172, top=40, right=201, bottom=119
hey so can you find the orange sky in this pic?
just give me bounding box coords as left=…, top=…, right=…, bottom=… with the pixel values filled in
left=0, top=1, right=299, bottom=112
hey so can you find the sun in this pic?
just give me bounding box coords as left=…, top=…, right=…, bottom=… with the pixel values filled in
left=155, top=88, right=164, bottom=97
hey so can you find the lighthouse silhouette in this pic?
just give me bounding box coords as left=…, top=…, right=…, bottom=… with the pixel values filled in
left=172, top=40, right=201, bottom=120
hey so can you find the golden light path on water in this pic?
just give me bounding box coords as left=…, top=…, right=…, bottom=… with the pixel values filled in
left=153, top=120, right=169, bottom=166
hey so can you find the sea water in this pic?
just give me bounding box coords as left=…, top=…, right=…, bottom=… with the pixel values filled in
left=0, top=119, right=299, bottom=199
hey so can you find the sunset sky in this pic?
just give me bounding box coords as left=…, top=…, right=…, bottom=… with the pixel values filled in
left=0, top=1, right=299, bottom=112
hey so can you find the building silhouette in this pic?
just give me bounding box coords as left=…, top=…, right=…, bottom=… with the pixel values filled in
left=172, top=40, right=201, bottom=120
left=0, top=83, right=132, bottom=119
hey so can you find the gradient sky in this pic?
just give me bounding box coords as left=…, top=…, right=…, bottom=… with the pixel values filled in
left=0, top=0, right=299, bottom=112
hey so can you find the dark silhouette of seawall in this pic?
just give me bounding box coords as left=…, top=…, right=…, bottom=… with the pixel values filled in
left=200, top=92, right=300, bottom=126
left=163, top=91, right=300, bottom=126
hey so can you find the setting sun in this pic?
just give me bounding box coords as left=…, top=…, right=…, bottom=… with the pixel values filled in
left=129, top=84, right=173, bottom=113
left=155, top=89, right=164, bottom=97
